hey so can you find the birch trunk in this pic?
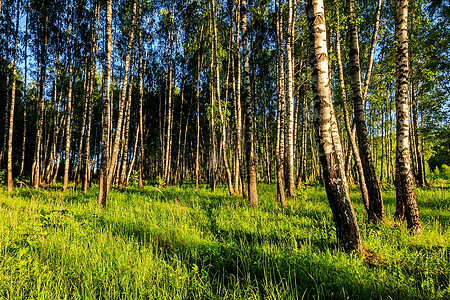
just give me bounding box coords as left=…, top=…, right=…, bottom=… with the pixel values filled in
left=335, top=9, right=370, bottom=215
left=138, top=13, right=144, bottom=189
left=306, top=0, right=362, bottom=252
left=235, top=0, right=243, bottom=195
left=108, top=0, right=137, bottom=188
left=276, top=0, right=286, bottom=208
left=33, top=8, right=49, bottom=189
left=285, top=0, right=295, bottom=197
left=7, top=0, right=20, bottom=192
left=394, top=0, right=421, bottom=234
left=20, top=6, right=29, bottom=180
left=98, top=0, right=113, bottom=206
left=241, top=0, right=258, bottom=206
left=63, top=1, right=73, bottom=191
left=347, top=0, right=384, bottom=222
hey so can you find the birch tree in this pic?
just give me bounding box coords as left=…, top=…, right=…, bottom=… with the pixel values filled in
left=393, top=0, right=421, bottom=234
left=306, top=0, right=362, bottom=252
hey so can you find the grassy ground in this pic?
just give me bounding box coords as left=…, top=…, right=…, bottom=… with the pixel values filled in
left=0, top=182, right=449, bottom=299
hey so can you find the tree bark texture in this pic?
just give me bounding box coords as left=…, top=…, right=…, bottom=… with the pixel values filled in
left=276, top=0, right=287, bottom=208
left=98, top=0, right=113, bottom=207
left=285, top=0, right=295, bottom=197
left=108, top=0, right=137, bottom=189
left=306, top=0, right=362, bottom=252
left=32, top=8, right=49, bottom=189
left=241, top=0, right=258, bottom=206
left=347, top=0, right=385, bottom=222
left=7, top=0, right=20, bottom=192
left=394, top=0, right=421, bottom=234
left=335, top=18, right=370, bottom=215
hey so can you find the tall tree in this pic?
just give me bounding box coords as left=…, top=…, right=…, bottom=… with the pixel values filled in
left=306, top=0, right=362, bottom=252
left=241, top=0, right=257, bottom=206
left=285, top=0, right=295, bottom=197
left=98, top=0, right=113, bottom=207
left=212, top=0, right=235, bottom=196
left=335, top=11, right=370, bottom=215
left=393, top=0, right=421, bottom=234
left=138, top=3, right=145, bottom=190
left=108, top=0, right=137, bottom=188
left=32, top=4, right=49, bottom=189
left=63, top=0, right=73, bottom=191
left=347, top=0, right=384, bottom=222
left=275, top=0, right=287, bottom=208
left=234, top=0, right=243, bottom=196
left=7, top=0, right=20, bottom=192
left=20, top=2, right=29, bottom=180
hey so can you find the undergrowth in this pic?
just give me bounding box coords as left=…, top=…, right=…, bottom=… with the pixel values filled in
left=0, top=182, right=449, bottom=299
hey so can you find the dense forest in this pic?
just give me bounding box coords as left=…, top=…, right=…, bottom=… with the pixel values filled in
left=1, top=0, right=449, bottom=249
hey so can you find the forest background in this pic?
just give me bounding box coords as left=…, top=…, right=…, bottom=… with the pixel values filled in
left=0, top=0, right=450, bottom=298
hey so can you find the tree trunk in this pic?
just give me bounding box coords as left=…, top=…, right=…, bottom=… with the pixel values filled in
left=235, top=0, right=243, bottom=195
left=347, top=0, right=384, bottom=222
left=125, top=125, right=140, bottom=186
left=393, top=0, right=421, bottom=235
left=276, top=0, right=287, bottom=208
left=306, top=0, right=362, bottom=252
left=7, top=0, right=20, bottom=192
left=119, top=67, right=134, bottom=190
left=195, top=50, right=202, bottom=189
left=263, top=97, right=271, bottom=184
left=20, top=6, right=29, bottom=181
left=212, top=0, right=234, bottom=195
left=33, top=7, right=49, bottom=189
left=380, top=107, right=385, bottom=183
left=63, top=53, right=73, bottom=190
left=335, top=7, right=370, bottom=215
left=299, top=94, right=308, bottom=183
left=108, top=0, right=137, bottom=189
left=164, top=6, right=177, bottom=185
left=285, top=0, right=295, bottom=197
left=98, top=0, right=113, bottom=207
left=83, top=6, right=99, bottom=193
left=73, top=57, right=91, bottom=190
left=138, top=12, right=145, bottom=190
left=241, top=0, right=258, bottom=206
left=411, top=86, right=424, bottom=187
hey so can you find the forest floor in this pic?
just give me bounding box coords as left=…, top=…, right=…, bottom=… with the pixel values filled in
left=0, top=181, right=449, bottom=299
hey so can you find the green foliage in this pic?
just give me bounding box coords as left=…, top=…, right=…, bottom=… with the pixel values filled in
left=442, top=165, right=450, bottom=180
left=0, top=184, right=449, bottom=299
left=0, top=169, right=5, bottom=185
left=129, top=170, right=139, bottom=187
left=296, top=181, right=308, bottom=202
left=156, top=175, right=165, bottom=189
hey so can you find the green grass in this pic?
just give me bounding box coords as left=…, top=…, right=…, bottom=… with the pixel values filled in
left=0, top=182, right=449, bottom=299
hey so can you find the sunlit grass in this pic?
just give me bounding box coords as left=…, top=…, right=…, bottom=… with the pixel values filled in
left=0, top=181, right=449, bottom=299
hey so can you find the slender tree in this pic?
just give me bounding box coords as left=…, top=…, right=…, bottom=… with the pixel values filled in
left=32, top=5, right=49, bottom=189
left=285, top=0, right=295, bottom=197
left=306, top=0, right=362, bottom=252
left=275, top=0, right=287, bottom=208
left=108, top=0, right=137, bottom=188
left=241, top=0, right=257, bottom=206
left=138, top=4, right=145, bottom=190
left=63, top=0, right=73, bottom=191
left=7, top=0, right=20, bottom=192
left=393, top=0, right=421, bottom=234
left=347, top=0, right=385, bottom=222
left=20, top=3, right=29, bottom=180
left=98, top=0, right=113, bottom=206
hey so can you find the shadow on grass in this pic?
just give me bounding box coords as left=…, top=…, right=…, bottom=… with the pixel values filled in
left=80, top=208, right=426, bottom=300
